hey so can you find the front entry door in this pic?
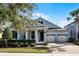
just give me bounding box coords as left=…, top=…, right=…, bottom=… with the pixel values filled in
left=39, top=31, right=44, bottom=42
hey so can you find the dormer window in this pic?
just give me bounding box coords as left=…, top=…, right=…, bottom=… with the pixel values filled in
left=38, top=21, right=43, bottom=24
left=71, top=26, right=73, bottom=28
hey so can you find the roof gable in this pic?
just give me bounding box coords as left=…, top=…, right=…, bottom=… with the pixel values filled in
left=64, top=22, right=75, bottom=28
left=36, top=17, right=61, bottom=29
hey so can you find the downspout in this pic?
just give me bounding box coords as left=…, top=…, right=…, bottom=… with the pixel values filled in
left=76, top=22, right=78, bottom=42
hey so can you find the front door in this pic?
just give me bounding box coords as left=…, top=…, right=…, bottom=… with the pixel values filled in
left=39, top=31, right=44, bottom=42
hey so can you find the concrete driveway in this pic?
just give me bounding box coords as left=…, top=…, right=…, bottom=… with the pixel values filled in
left=47, top=43, right=79, bottom=54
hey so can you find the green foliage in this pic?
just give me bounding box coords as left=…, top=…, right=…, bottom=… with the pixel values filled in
left=68, top=38, right=76, bottom=43
left=0, top=3, right=37, bottom=31
left=2, top=27, right=12, bottom=40
left=30, top=43, right=35, bottom=47
left=69, top=8, right=79, bottom=22
left=0, top=39, right=35, bottom=47
left=7, top=39, right=35, bottom=43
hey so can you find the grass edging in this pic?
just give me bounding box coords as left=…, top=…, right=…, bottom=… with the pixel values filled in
left=0, top=47, right=48, bottom=53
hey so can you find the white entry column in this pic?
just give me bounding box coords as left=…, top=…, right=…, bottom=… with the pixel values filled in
left=25, top=32, right=28, bottom=40
left=17, top=30, right=20, bottom=40
left=35, top=30, right=39, bottom=44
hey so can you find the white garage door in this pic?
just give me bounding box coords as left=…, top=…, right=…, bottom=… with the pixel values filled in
left=46, top=33, right=68, bottom=42
left=46, top=33, right=56, bottom=42
left=57, top=34, right=68, bottom=42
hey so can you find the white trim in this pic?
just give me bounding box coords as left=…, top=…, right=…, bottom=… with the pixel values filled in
left=35, top=30, right=39, bottom=43
left=25, top=32, right=28, bottom=40
left=17, top=30, right=20, bottom=40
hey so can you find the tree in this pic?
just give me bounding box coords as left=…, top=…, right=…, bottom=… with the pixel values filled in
left=2, top=27, right=12, bottom=40
left=2, top=27, right=13, bottom=47
left=0, top=3, right=37, bottom=30
left=0, top=3, right=37, bottom=47
left=68, top=8, right=79, bottom=42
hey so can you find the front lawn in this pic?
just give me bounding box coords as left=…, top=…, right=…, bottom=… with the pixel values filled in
left=0, top=47, right=48, bottom=53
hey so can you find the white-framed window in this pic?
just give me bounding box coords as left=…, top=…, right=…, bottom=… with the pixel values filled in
left=12, top=31, right=17, bottom=39
left=58, top=34, right=68, bottom=36
left=47, top=34, right=55, bottom=36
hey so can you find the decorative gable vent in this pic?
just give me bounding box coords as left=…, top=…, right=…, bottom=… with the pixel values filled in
left=38, top=21, right=43, bottom=24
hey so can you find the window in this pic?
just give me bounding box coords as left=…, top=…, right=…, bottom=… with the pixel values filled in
left=38, top=21, right=43, bottom=24
left=49, top=34, right=50, bottom=36
left=23, top=33, right=26, bottom=39
left=71, top=26, right=73, bottom=28
left=31, top=31, right=35, bottom=40
left=52, top=34, right=55, bottom=36
left=58, top=34, right=61, bottom=36
left=65, top=34, right=68, bottom=36
left=47, top=34, right=50, bottom=36
left=47, top=34, right=49, bottom=36
left=58, top=34, right=68, bottom=36
left=12, top=31, right=17, bottom=39
left=47, top=34, right=55, bottom=36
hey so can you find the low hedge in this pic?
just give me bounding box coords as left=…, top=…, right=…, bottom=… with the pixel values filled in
left=68, top=38, right=76, bottom=43
left=7, top=40, right=35, bottom=43
left=0, top=39, right=35, bottom=47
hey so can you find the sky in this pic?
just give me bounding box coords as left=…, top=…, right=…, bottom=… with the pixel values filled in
left=32, top=3, right=79, bottom=28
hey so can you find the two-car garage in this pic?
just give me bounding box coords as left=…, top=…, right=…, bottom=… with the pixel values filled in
left=46, top=29, right=69, bottom=43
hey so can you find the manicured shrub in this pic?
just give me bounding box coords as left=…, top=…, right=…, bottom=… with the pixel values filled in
left=30, top=43, right=35, bottom=47
left=68, top=38, right=76, bottom=42
left=20, top=42, right=25, bottom=47
left=25, top=43, right=29, bottom=47
left=7, top=40, right=35, bottom=43
left=0, top=39, right=5, bottom=47
left=0, top=39, right=35, bottom=47
left=8, top=42, right=19, bottom=47
left=17, top=44, right=20, bottom=47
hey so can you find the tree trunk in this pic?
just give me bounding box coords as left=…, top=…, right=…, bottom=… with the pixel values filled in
left=5, top=39, right=8, bottom=47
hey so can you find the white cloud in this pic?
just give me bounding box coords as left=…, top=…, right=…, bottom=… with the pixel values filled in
left=32, top=12, right=74, bottom=28
left=56, top=19, right=74, bottom=28
left=32, top=13, right=52, bottom=20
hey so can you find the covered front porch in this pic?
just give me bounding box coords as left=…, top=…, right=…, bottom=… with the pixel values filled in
left=12, top=23, right=48, bottom=44
left=25, top=22, right=48, bottom=44
left=25, top=30, right=46, bottom=44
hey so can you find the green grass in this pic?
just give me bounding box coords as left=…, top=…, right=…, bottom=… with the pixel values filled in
left=0, top=47, right=48, bottom=53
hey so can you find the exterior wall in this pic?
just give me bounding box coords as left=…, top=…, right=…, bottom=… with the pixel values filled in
left=45, top=29, right=69, bottom=42
left=12, top=28, right=69, bottom=43
left=65, top=22, right=77, bottom=39
left=15, top=29, right=69, bottom=43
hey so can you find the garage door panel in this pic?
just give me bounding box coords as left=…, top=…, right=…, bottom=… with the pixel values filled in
left=46, top=33, right=55, bottom=42
left=46, top=32, right=68, bottom=42
left=58, top=36, right=67, bottom=42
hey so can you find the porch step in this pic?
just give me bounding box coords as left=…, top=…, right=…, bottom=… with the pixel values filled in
left=36, top=42, right=46, bottom=45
